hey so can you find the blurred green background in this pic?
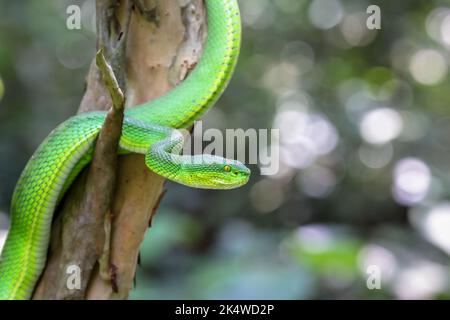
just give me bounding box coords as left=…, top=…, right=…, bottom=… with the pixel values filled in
left=1, top=0, right=450, bottom=299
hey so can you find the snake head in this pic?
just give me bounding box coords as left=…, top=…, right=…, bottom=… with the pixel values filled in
left=179, top=155, right=250, bottom=190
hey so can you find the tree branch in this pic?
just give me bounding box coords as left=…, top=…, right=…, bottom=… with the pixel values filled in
left=32, top=0, right=206, bottom=300
left=96, top=49, right=124, bottom=111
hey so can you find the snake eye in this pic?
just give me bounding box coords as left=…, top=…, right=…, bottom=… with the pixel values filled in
left=224, top=165, right=231, bottom=172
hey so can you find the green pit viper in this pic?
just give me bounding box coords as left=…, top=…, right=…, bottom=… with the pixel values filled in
left=0, top=0, right=249, bottom=300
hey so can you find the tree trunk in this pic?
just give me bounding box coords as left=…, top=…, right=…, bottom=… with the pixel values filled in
left=32, top=0, right=206, bottom=300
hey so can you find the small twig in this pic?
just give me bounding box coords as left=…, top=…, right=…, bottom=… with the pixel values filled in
left=94, top=50, right=126, bottom=283
left=96, top=49, right=124, bottom=111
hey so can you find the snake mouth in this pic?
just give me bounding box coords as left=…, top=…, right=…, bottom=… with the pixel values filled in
left=233, top=166, right=251, bottom=186
left=239, top=174, right=250, bottom=187
left=238, top=170, right=250, bottom=183
left=201, top=172, right=250, bottom=190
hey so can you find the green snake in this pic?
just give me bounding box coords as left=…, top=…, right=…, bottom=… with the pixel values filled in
left=0, top=0, right=248, bottom=300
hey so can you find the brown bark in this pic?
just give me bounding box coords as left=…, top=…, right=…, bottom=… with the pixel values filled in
left=32, top=0, right=206, bottom=300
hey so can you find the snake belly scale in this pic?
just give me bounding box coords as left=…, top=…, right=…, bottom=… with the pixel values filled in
left=0, top=0, right=249, bottom=299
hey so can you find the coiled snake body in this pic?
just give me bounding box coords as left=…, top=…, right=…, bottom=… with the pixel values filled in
left=0, top=0, right=249, bottom=299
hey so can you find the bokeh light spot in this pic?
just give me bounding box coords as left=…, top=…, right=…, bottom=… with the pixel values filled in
left=357, top=244, right=397, bottom=282
left=340, top=12, right=377, bottom=47
left=411, top=203, right=450, bottom=255
left=0, top=75, right=4, bottom=102
left=250, top=179, right=284, bottom=214
left=409, top=49, right=448, bottom=86
left=308, top=0, right=344, bottom=30
left=392, top=158, right=431, bottom=205
left=297, top=166, right=336, bottom=198
left=274, top=108, right=339, bottom=169
left=360, top=108, right=403, bottom=144
left=393, top=262, right=448, bottom=299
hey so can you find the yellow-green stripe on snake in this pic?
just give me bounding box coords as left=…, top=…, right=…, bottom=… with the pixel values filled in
left=0, top=0, right=249, bottom=300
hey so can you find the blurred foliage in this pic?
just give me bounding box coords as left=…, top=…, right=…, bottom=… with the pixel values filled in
left=1, top=0, right=450, bottom=299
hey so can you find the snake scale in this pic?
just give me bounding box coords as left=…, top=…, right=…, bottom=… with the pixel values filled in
left=0, top=0, right=249, bottom=299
